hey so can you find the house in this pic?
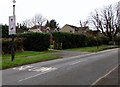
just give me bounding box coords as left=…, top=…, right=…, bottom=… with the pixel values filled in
left=28, top=25, right=58, bottom=33
left=86, top=30, right=103, bottom=37
left=60, top=24, right=89, bottom=33
left=28, top=25, right=42, bottom=32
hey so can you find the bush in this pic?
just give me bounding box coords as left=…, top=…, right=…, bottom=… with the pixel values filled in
left=114, top=36, right=120, bottom=45
left=17, top=32, right=50, bottom=51
left=98, top=36, right=110, bottom=45
left=53, top=32, right=87, bottom=49
left=2, top=38, right=24, bottom=54
left=86, top=36, right=95, bottom=46
left=1, top=25, right=10, bottom=38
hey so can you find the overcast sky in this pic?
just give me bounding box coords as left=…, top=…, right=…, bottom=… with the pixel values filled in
left=0, top=0, right=119, bottom=28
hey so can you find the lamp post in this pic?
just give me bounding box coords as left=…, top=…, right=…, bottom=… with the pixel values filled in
left=11, top=0, right=16, bottom=61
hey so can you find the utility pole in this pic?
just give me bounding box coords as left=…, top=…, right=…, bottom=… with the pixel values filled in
left=11, top=0, right=16, bottom=61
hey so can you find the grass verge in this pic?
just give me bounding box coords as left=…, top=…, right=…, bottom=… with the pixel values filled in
left=2, top=50, right=57, bottom=60
left=1, top=55, right=60, bottom=69
left=64, top=45, right=118, bottom=52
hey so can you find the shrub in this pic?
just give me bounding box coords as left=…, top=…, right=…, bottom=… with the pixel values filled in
left=53, top=32, right=87, bottom=49
left=2, top=38, right=24, bottom=54
left=86, top=36, right=97, bottom=46
left=114, top=36, right=120, bottom=45
left=17, top=32, right=50, bottom=51
left=98, top=36, right=110, bottom=45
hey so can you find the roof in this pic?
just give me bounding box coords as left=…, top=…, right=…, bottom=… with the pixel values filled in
left=65, top=24, right=78, bottom=28
left=63, top=24, right=89, bottom=31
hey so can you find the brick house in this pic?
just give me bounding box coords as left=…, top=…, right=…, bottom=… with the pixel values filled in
left=60, top=24, right=89, bottom=34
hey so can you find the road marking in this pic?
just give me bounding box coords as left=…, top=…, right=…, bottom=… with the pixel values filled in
left=19, top=67, right=57, bottom=82
left=13, top=65, right=34, bottom=71
left=70, top=59, right=88, bottom=65
left=19, top=66, right=33, bottom=70
left=91, top=65, right=118, bottom=86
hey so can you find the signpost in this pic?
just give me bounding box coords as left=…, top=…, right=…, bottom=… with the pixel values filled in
left=9, top=16, right=16, bottom=35
left=9, top=0, right=16, bottom=61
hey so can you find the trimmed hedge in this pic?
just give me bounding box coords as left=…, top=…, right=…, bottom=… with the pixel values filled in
left=98, top=36, right=110, bottom=45
left=114, top=36, right=120, bottom=45
left=52, top=32, right=107, bottom=49
left=53, top=32, right=87, bottom=49
left=17, top=32, right=50, bottom=51
left=2, top=38, right=24, bottom=54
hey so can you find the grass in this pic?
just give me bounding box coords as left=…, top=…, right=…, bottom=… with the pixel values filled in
left=2, top=50, right=57, bottom=60
left=1, top=55, right=60, bottom=69
left=64, top=45, right=118, bottom=52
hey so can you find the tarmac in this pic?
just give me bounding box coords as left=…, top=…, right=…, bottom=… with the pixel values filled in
left=92, top=65, right=120, bottom=87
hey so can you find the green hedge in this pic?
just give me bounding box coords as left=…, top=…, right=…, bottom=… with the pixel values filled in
left=53, top=32, right=87, bottom=49
left=114, top=36, right=120, bottom=45
left=98, top=36, right=110, bottom=45
left=17, top=32, right=50, bottom=51
left=52, top=32, right=107, bottom=49
left=2, top=38, right=24, bottom=54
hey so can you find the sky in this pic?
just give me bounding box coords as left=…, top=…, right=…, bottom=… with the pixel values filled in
left=0, top=0, right=119, bottom=28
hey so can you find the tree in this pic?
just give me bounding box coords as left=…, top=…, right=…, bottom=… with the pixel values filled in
left=1, top=24, right=9, bottom=38
left=45, top=19, right=60, bottom=30
left=31, top=14, right=46, bottom=26
left=79, top=20, right=89, bottom=27
left=90, top=3, right=120, bottom=41
left=21, top=19, right=32, bottom=28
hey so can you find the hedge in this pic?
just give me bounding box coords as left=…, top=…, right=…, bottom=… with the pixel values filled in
left=2, top=38, right=24, bottom=54
left=53, top=32, right=88, bottom=49
left=114, top=36, right=120, bottom=45
left=98, top=36, right=110, bottom=45
left=52, top=32, right=108, bottom=49
left=17, top=32, right=50, bottom=51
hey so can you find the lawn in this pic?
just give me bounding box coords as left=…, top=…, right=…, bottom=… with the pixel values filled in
left=1, top=55, right=60, bottom=69
left=64, top=45, right=118, bottom=52
left=2, top=50, right=57, bottom=60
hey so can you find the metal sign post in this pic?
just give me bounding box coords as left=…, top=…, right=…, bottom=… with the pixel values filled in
left=9, top=0, right=16, bottom=61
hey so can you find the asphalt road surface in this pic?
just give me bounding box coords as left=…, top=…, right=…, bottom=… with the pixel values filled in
left=2, top=48, right=119, bottom=85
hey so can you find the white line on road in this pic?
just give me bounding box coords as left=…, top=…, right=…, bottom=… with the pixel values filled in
left=19, top=68, right=57, bottom=82
left=91, top=65, right=118, bottom=86
left=70, top=59, right=88, bottom=65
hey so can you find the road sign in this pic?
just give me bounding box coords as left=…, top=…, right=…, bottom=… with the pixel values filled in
left=9, top=16, right=16, bottom=35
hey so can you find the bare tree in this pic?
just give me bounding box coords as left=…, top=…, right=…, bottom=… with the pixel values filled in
left=22, top=19, right=32, bottom=28
left=79, top=20, right=89, bottom=27
left=90, top=3, right=120, bottom=41
left=31, top=14, right=46, bottom=26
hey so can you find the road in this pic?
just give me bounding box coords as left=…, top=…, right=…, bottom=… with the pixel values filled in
left=2, top=48, right=119, bottom=85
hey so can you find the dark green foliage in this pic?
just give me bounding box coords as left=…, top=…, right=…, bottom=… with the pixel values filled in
left=52, top=32, right=108, bottom=49
left=2, top=40, right=11, bottom=54
left=1, top=25, right=10, bottom=38
left=114, top=36, right=120, bottom=45
left=53, top=32, right=87, bottom=49
left=45, top=19, right=60, bottom=30
left=86, top=36, right=97, bottom=46
left=99, top=36, right=110, bottom=45
left=17, top=32, right=50, bottom=51
left=2, top=38, right=24, bottom=54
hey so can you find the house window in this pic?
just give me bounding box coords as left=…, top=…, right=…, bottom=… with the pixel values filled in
left=70, top=30, right=72, bottom=32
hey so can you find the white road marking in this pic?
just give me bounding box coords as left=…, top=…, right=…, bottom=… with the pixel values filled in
left=19, top=67, right=57, bottom=82
left=19, top=66, right=33, bottom=70
left=12, top=65, right=34, bottom=71
left=70, top=59, right=88, bottom=65
left=91, top=65, right=118, bottom=86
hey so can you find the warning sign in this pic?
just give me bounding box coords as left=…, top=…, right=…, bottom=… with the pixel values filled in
left=9, top=16, right=16, bottom=35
